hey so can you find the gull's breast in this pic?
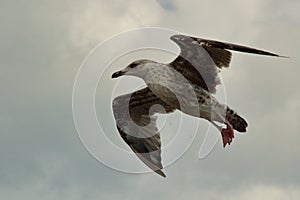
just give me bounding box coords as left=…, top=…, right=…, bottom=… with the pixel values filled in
left=143, top=64, right=221, bottom=119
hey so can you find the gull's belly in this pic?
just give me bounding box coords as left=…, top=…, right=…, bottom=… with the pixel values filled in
left=145, top=67, right=225, bottom=121
left=148, top=83, right=212, bottom=119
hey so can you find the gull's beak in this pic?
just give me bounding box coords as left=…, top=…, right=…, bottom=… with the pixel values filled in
left=111, top=70, right=125, bottom=78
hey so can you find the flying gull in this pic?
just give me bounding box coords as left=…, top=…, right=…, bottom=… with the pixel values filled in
left=111, top=34, right=284, bottom=177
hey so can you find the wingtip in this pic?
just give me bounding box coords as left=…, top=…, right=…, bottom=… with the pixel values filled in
left=155, top=169, right=166, bottom=178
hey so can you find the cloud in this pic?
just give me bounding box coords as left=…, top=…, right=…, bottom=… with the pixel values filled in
left=66, top=0, right=164, bottom=51
left=156, top=0, right=177, bottom=11
left=228, top=184, right=300, bottom=200
left=1, top=0, right=300, bottom=199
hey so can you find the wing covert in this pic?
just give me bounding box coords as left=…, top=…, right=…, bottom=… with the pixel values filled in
left=112, top=87, right=175, bottom=177
left=169, top=34, right=283, bottom=93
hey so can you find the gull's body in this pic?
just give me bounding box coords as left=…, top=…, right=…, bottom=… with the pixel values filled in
left=129, top=61, right=227, bottom=122
left=111, top=34, right=283, bottom=177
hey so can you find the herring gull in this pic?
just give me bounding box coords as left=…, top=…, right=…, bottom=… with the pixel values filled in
left=111, top=34, right=284, bottom=177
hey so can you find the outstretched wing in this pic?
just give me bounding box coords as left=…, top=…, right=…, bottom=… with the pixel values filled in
left=112, top=87, right=175, bottom=177
left=169, top=34, right=282, bottom=93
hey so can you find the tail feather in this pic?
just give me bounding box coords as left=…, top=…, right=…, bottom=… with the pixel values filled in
left=226, top=107, right=248, bottom=132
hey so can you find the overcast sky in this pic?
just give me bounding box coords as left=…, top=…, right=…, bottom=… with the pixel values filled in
left=1, top=0, right=300, bottom=199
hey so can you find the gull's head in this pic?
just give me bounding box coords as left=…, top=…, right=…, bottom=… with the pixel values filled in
left=111, top=59, right=156, bottom=79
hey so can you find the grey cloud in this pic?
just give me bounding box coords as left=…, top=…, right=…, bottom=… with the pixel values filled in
left=1, top=0, right=299, bottom=199
left=156, top=0, right=177, bottom=11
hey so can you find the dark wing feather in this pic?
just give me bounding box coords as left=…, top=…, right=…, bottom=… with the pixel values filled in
left=112, top=87, right=175, bottom=177
left=203, top=45, right=232, bottom=68
left=191, top=37, right=283, bottom=57
left=169, top=34, right=221, bottom=93
left=169, top=34, right=283, bottom=93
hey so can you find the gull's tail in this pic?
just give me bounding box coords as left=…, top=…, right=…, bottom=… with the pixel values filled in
left=225, top=107, right=248, bottom=132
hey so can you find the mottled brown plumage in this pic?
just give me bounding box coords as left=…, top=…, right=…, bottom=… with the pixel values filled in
left=111, top=34, right=282, bottom=177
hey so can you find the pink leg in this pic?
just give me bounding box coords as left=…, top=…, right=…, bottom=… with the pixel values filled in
left=211, top=120, right=234, bottom=148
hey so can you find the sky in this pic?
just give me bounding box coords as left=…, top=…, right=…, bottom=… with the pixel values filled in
left=1, top=0, right=300, bottom=199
